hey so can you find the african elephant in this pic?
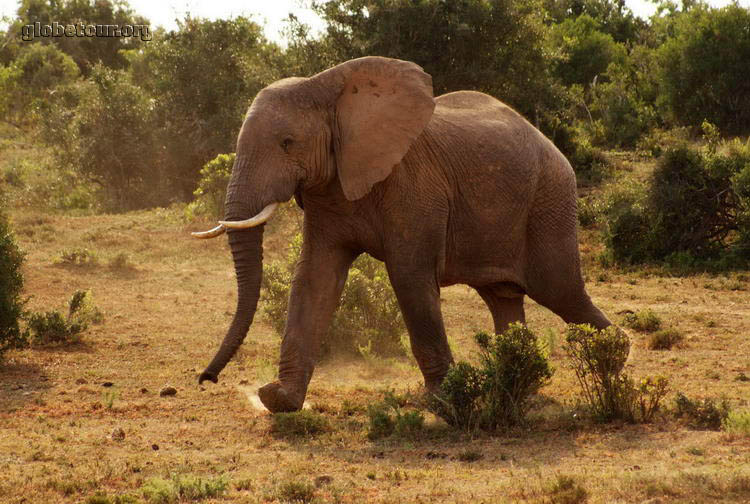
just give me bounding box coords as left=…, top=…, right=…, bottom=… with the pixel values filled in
left=192, top=56, right=613, bottom=413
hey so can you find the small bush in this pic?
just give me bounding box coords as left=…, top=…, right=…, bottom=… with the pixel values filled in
left=565, top=324, right=668, bottom=422
left=58, top=248, right=98, bottom=267
left=546, top=475, right=588, bottom=504
left=723, top=410, right=750, bottom=438
left=569, top=136, right=611, bottom=185
left=429, top=324, right=553, bottom=431
left=263, top=234, right=406, bottom=358
left=367, top=390, right=424, bottom=440
left=0, top=209, right=27, bottom=358
left=578, top=196, right=603, bottom=228
left=185, top=153, right=234, bottom=220
left=275, top=480, right=316, bottom=503
left=674, top=393, right=730, bottom=430
left=141, top=474, right=228, bottom=503
left=622, top=309, right=662, bottom=332
left=648, top=328, right=683, bottom=350
left=27, top=290, right=102, bottom=345
left=271, top=410, right=329, bottom=437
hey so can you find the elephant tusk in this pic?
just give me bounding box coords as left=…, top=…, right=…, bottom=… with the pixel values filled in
left=219, top=203, right=278, bottom=229
left=191, top=224, right=226, bottom=239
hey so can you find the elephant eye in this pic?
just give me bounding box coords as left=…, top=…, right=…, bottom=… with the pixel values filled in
left=281, top=137, right=294, bottom=153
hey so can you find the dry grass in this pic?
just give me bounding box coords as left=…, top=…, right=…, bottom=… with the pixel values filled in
left=2, top=158, right=750, bottom=503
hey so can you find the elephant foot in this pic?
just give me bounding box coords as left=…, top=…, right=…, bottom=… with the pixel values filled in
left=258, top=381, right=303, bottom=413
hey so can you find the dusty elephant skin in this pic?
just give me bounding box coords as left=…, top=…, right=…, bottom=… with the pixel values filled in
left=194, top=56, right=613, bottom=413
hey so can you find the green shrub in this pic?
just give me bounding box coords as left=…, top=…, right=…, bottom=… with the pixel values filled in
left=578, top=196, right=604, bottom=228
left=622, top=309, right=662, bottom=332
left=0, top=209, right=27, bottom=358
left=27, top=290, right=101, bottom=345
left=366, top=390, right=424, bottom=440
left=262, top=234, right=406, bottom=358
left=569, top=136, right=611, bottom=185
left=648, top=328, right=683, bottom=350
left=141, top=474, right=228, bottom=503
left=565, top=324, right=668, bottom=422
left=429, top=324, right=553, bottom=431
left=604, top=142, right=750, bottom=267
left=546, top=475, right=588, bottom=504
left=274, top=480, right=316, bottom=503
left=723, top=410, right=750, bottom=438
left=674, top=393, right=730, bottom=430
left=185, top=153, right=234, bottom=220
left=271, top=410, right=329, bottom=437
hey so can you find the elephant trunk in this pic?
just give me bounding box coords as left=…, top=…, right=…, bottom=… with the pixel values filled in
left=198, top=226, right=264, bottom=384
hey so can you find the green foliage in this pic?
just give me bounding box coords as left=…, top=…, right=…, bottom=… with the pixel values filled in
left=0, top=209, right=27, bottom=358
left=262, top=234, right=406, bottom=358
left=429, top=324, right=553, bottom=430
left=187, top=153, right=234, bottom=220
left=622, top=309, right=662, bottom=332
left=274, top=480, right=316, bottom=503
left=568, top=135, right=611, bottom=184
left=723, top=410, right=750, bottom=437
left=546, top=474, right=589, bottom=504
left=128, top=16, right=278, bottom=201
left=39, top=65, right=160, bottom=211
left=140, top=474, right=228, bottom=503
left=674, top=392, right=730, bottom=430
left=27, top=289, right=101, bottom=345
left=271, top=410, right=329, bottom=437
left=551, top=14, right=626, bottom=87
left=565, top=324, right=668, bottom=422
left=648, top=328, right=683, bottom=350
left=0, top=43, right=79, bottom=124
left=658, top=4, right=750, bottom=134
left=366, top=390, right=424, bottom=440
left=604, top=142, right=750, bottom=267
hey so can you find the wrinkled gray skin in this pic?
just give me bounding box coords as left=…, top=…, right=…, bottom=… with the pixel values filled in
left=198, top=56, right=612, bottom=413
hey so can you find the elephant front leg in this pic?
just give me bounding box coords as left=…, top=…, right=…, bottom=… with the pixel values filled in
left=387, top=268, right=454, bottom=391
left=258, top=245, right=355, bottom=413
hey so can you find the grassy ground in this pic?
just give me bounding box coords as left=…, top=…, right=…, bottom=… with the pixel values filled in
left=1, top=138, right=750, bottom=503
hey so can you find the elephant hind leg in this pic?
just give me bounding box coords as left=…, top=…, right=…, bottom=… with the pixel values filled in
left=475, top=284, right=525, bottom=334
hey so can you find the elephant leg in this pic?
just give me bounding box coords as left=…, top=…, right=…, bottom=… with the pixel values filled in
left=386, top=265, right=453, bottom=391
left=475, top=285, right=525, bottom=334
left=258, top=242, right=356, bottom=413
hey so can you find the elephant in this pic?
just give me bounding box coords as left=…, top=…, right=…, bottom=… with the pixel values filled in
left=192, top=56, right=613, bottom=413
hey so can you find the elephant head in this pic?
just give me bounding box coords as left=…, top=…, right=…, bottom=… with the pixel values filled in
left=192, top=57, right=435, bottom=385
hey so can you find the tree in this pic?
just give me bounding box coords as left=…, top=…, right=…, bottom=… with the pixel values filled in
left=0, top=43, right=79, bottom=125
left=127, top=16, right=280, bottom=200
left=0, top=208, right=26, bottom=360
left=657, top=3, right=750, bottom=134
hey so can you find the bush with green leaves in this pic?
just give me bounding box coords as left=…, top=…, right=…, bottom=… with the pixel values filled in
left=27, top=290, right=102, bottom=345
left=366, top=390, right=424, bottom=440
left=429, top=324, right=553, bottom=431
left=723, top=410, right=750, bottom=438
left=186, top=153, right=234, bottom=220
left=262, top=234, right=406, bottom=358
left=673, top=392, right=730, bottom=430
left=0, top=209, right=27, bottom=358
left=622, top=309, right=662, bottom=332
left=603, top=140, right=750, bottom=267
left=140, top=474, right=228, bottom=503
left=271, top=410, right=329, bottom=437
left=565, top=324, right=668, bottom=422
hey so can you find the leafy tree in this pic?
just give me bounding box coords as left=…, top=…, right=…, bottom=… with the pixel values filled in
left=550, top=14, right=626, bottom=88
left=127, top=16, right=280, bottom=200
left=657, top=3, right=750, bottom=134
left=0, top=208, right=27, bottom=360
left=0, top=43, right=79, bottom=125
left=39, top=64, right=160, bottom=210
left=543, top=0, right=647, bottom=43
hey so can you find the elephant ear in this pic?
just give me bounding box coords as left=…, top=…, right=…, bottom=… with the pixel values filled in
left=313, top=57, right=435, bottom=201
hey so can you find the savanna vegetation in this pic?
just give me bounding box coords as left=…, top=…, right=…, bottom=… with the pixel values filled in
left=1, top=0, right=750, bottom=502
